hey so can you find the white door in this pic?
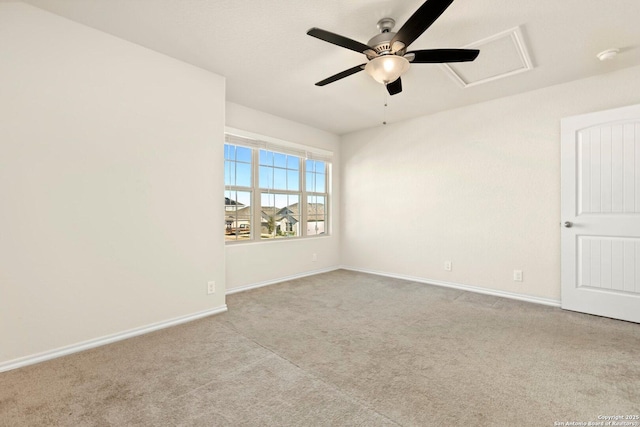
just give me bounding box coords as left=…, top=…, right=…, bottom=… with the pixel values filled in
left=561, top=104, right=640, bottom=323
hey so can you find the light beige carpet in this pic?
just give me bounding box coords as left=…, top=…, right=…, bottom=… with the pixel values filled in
left=1, top=269, right=639, bottom=426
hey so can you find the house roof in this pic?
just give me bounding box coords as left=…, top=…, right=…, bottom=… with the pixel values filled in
left=225, top=197, right=244, bottom=207
left=278, top=203, right=325, bottom=221
left=227, top=203, right=326, bottom=222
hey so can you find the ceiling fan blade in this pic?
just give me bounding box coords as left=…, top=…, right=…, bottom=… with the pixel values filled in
left=315, top=64, right=366, bottom=86
left=386, top=78, right=403, bottom=96
left=407, top=49, right=480, bottom=63
left=391, top=0, right=455, bottom=49
left=307, top=28, right=371, bottom=54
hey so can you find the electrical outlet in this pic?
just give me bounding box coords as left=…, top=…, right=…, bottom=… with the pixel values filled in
left=312, top=253, right=317, bottom=262
left=444, top=261, right=452, bottom=271
left=207, top=281, right=216, bottom=294
left=513, top=270, right=523, bottom=282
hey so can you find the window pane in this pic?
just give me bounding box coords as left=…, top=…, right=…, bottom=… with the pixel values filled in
left=260, top=192, right=300, bottom=239
left=224, top=161, right=236, bottom=186
left=260, top=193, right=276, bottom=239
left=273, top=168, right=286, bottom=190
left=287, top=170, right=299, bottom=191
left=305, top=159, right=313, bottom=173
left=225, top=143, right=253, bottom=188
left=236, top=163, right=251, bottom=187
left=259, top=149, right=300, bottom=191
left=224, top=143, right=254, bottom=241
left=225, top=190, right=251, bottom=241
left=259, top=165, right=272, bottom=189
left=224, top=144, right=235, bottom=160
left=315, top=173, right=325, bottom=193
left=307, top=195, right=326, bottom=235
left=236, top=146, right=252, bottom=163
left=288, top=156, right=299, bottom=170
left=305, top=159, right=326, bottom=193
left=261, top=192, right=274, bottom=208
left=305, top=171, right=314, bottom=192
left=274, top=152, right=287, bottom=168
left=274, top=193, right=288, bottom=208
left=259, top=150, right=273, bottom=166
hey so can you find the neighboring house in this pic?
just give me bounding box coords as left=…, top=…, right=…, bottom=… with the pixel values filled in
left=225, top=197, right=244, bottom=211
left=225, top=198, right=247, bottom=235
left=225, top=205, right=278, bottom=238
left=225, top=200, right=325, bottom=238
left=274, top=206, right=299, bottom=236
left=276, top=203, right=325, bottom=236
left=225, top=205, right=251, bottom=236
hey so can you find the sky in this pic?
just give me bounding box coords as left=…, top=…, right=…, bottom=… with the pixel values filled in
left=224, top=144, right=325, bottom=209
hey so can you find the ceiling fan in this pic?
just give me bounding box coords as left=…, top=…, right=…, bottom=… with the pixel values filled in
left=307, top=0, right=479, bottom=95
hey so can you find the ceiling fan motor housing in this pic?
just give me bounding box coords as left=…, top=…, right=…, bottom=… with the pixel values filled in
left=367, top=18, right=407, bottom=59
left=368, top=32, right=395, bottom=56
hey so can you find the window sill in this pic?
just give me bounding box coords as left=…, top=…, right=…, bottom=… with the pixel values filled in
left=224, top=234, right=332, bottom=246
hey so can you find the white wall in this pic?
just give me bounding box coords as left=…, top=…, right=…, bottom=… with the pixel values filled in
left=225, top=102, right=341, bottom=292
left=2, top=1, right=637, bottom=372
left=341, top=65, right=640, bottom=301
left=0, top=3, right=226, bottom=368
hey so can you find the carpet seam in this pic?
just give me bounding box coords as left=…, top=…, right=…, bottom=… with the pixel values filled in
left=217, top=321, right=404, bottom=426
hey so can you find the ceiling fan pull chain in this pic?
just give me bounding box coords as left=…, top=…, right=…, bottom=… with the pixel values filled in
left=383, top=91, right=388, bottom=125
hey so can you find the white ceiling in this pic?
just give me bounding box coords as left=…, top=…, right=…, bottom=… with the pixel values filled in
left=20, top=0, right=640, bottom=135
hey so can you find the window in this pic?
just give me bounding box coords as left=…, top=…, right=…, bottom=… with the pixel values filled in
left=306, top=159, right=327, bottom=236
left=224, top=144, right=252, bottom=241
left=224, top=134, right=331, bottom=243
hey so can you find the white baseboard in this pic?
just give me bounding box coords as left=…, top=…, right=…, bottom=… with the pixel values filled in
left=226, top=266, right=340, bottom=295
left=0, top=305, right=228, bottom=373
left=4, top=267, right=557, bottom=373
left=341, top=266, right=561, bottom=307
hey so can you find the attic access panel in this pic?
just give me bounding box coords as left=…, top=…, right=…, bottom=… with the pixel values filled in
left=440, top=26, right=533, bottom=87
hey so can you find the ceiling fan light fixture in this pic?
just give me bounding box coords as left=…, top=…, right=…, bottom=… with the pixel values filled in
left=365, top=55, right=410, bottom=84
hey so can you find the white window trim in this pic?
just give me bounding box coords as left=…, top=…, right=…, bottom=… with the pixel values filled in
left=225, top=127, right=333, bottom=162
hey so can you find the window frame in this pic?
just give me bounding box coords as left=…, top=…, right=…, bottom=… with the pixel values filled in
left=224, top=144, right=253, bottom=242
left=224, top=132, right=331, bottom=244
